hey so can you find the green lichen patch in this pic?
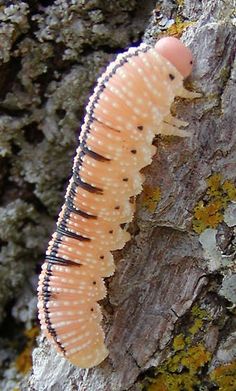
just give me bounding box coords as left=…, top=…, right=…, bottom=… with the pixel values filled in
left=147, top=343, right=211, bottom=391
left=190, top=305, right=209, bottom=324
left=179, top=304, right=211, bottom=347
left=141, top=305, right=222, bottom=390
left=141, top=299, right=235, bottom=390
left=141, top=186, right=161, bottom=213
left=192, top=173, right=236, bottom=234
left=210, top=361, right=236, bottom=391
left=185, top=305, right=211, bottom=341
left=166, top=19, right=194, bottom=37
left=144, top=339, right=236, bottom=391
left=172, top=334, right=185, bottom=352
left=143, top=308, right=212, bottom=390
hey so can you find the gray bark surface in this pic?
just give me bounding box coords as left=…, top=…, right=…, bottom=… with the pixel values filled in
left=0, top=1, right=235, bottom=390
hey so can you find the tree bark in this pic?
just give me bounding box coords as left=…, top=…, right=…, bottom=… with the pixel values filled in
left=0, top=1, right=235, bottom=390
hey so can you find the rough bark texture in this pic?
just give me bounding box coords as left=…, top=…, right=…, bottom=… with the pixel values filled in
left=0, top=1, right=235, bottom=390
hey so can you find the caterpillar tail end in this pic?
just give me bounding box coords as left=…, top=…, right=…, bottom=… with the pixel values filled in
left=68, top=343, right=109, bottom=369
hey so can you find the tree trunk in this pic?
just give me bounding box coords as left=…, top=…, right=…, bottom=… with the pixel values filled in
left=0, top=1, right=235, bottom=390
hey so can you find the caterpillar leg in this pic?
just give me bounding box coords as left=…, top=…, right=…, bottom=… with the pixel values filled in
left=164, top=114, right=188, bottom=129
left=158, top=87, right=201, bottom=137
left=177, top=87, right=202, bottom=99
left=159, top=114, right=190, bottom=137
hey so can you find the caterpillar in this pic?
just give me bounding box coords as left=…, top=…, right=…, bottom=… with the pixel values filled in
left=38, top=36, right=200, bottom=368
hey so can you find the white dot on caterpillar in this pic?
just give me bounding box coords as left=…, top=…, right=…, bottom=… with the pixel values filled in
left=63, top=332, right=91, bottom=347
left=67, top=342, right=91, bottom=355
left=62, top=255, right=71, bottom=261
left=136, top=97, right=144, bottom=104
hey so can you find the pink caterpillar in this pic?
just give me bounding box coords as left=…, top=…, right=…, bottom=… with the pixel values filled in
left=38, top=36, right=199, bottom=368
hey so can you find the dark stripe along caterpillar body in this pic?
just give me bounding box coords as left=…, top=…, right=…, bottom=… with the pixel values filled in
left=38, top=37, right=200, bottom=368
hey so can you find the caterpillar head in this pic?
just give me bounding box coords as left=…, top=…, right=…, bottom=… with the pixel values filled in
left=155, top=36, right=193, bottom=78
